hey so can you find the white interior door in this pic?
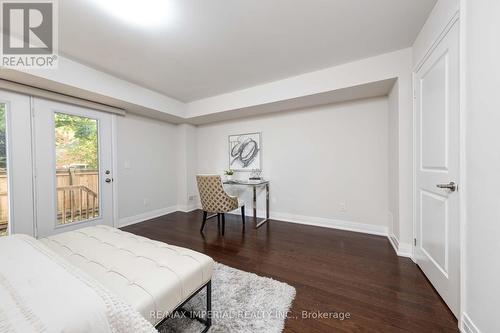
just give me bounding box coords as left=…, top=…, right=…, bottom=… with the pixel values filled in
left=33, top=98, right=114, bottom=237
left=415, top=22, right=460, bottom=317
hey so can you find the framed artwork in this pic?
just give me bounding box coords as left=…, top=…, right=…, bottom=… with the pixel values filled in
left=228, top=132, right=261, bottom=171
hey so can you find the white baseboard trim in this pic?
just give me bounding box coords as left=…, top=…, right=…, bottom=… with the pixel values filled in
left=177, top=203, right=200, bottom=213
left=267, top=211, right=388, bottom=236
left=461, top=313, right=481, bottom=333
left=118, top=205, right=178, bottom=228
left=119, top=207, right=414, bottom=260
left=387, top=233, right=413, bottom=258
left=387, top=233, right=399, bottom=252
left=216, top=208, right=387, bottom=236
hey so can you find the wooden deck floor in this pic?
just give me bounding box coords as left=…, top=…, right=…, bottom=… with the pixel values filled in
left=123, top=210, right=458, bottom=332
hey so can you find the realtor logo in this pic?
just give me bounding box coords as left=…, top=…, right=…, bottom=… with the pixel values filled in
left=1, top=0, right=58, bottom=68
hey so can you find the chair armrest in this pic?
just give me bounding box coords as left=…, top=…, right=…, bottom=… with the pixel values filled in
left=228, top=196, right=239, bottom=207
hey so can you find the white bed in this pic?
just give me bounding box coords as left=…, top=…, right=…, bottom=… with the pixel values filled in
left=0, top=226, right=214, bottom=333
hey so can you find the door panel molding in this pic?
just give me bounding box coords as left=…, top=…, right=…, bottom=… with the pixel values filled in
left=420, top=189, right=449, bottom=277
left=419, top=50, right=450, bottom=171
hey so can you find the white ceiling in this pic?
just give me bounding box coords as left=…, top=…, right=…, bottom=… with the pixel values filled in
left=60, top=0, right=436, bottom=102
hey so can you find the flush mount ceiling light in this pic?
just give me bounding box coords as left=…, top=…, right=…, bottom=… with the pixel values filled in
left=92, top=0, right=173, bottom=27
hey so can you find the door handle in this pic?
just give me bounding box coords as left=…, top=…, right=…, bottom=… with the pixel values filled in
left=105, top=178, right=113, bottom=183
left=436, top=181, right=457, bottom=192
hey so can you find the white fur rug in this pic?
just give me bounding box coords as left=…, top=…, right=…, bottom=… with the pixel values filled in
left=158, top=263, right=296, bottom=333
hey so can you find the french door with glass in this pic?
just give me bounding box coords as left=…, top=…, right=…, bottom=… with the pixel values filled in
left=33, top=98, right=114, bottom=237
left=0, top=90, right=34, bottom=236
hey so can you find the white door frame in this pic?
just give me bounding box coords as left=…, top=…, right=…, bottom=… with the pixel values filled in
left=0, top=90, right=36, bottom=236
left=411, top=11, right=464, bottom=320
left=111, top=114, right=119, bottom=228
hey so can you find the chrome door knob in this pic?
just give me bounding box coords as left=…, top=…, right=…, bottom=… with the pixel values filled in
left=436, top=181, right=457, bottom=192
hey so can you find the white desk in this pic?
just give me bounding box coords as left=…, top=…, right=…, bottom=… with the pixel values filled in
left=223, top=180, right=270, bottom=228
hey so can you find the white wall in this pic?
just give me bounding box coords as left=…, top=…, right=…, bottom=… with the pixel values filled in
left=462, top=0, right=500, bottom=332
left=115, top=114, right=179, bottom=226
left=196, top=98, right=389, bottom=234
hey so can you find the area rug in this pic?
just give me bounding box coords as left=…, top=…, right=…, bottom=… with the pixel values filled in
left=157, top=263, right=296, bottom=333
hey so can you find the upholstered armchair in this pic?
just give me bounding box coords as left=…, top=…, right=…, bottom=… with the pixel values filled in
left=196, top=175, right=245, bottom=235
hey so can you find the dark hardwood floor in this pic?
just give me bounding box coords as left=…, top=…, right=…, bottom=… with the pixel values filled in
left=123, top=210, right=458, bottom=332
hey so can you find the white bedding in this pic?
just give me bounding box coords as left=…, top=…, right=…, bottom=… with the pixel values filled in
left=0, top=234, right=157, bottom=333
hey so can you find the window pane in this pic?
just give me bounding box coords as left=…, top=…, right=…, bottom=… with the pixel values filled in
left=0, top=104, right=7, bottom=236
left=55, top=113, right=99, bottom=225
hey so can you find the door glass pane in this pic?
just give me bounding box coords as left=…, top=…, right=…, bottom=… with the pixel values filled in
left=0, top=104, right=8, bottom=236
left=55, top=113, right=99, bottom=225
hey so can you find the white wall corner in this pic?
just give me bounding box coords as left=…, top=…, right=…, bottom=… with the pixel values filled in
left=387, top=211, right=394, bottom=234
left=118, top=206, right=179, bottom=228
left=388, top=233, right=413, bottom=258
left=461, top=313, right=481, bottom=333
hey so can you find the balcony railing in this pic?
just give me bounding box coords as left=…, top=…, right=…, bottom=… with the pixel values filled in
left=0, top=169, right=99, bottom=235
left=56, top=169, right=99, bottom=224
left=57, top=185, right=98, bottom=224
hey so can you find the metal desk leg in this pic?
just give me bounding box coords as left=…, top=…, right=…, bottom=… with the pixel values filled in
left=266, top=183, right=269, bottom=219
left=256, top=183, right=270, bottom=228
left=253, top=185, right=257, bottom=224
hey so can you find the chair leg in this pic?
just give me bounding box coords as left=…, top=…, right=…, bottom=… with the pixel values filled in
left=200, top=211, right=207, bottom=233
left=217, top=213, right=221, bottom=231
left=221, top=213, right=225, bottom=236
left=241, top=205, right=245, bottom=231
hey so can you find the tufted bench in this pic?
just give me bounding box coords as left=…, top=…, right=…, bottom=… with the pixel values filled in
left=40, top=225, right=213, bottom=331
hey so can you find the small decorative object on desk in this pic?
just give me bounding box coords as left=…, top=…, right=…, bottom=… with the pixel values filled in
left=224, top=169, right=234, bottom=181
left=249, top=169, right=262, bottom=180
